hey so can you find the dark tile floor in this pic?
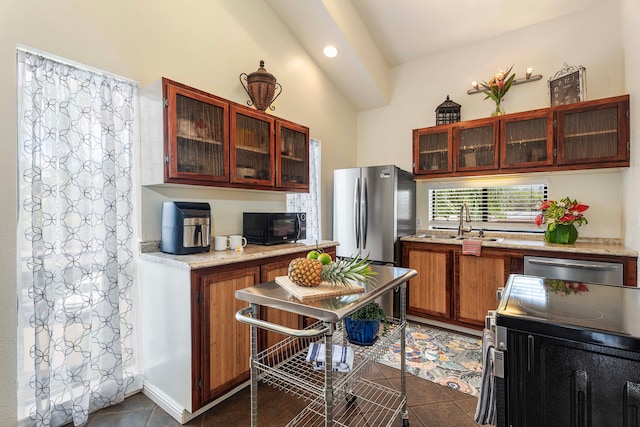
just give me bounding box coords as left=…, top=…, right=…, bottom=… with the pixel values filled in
left=70, top=363, right=478, bottom=426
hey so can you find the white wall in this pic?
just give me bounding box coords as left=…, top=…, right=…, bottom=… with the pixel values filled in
left=357, top=1, right=627, bottom=239
left=0, top=0, right=357, bottom=423
left=622, top=0, right=640, bottom=252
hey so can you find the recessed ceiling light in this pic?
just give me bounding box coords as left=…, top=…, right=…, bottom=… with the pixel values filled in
left=323, top=45, right=338, bottom=58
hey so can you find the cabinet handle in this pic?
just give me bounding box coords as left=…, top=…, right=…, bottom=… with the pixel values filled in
left=527, top=335, right=534, bottom=372
left=624, top=381, right=640, bottom=426
left=572, top=369, right=591, bottom=426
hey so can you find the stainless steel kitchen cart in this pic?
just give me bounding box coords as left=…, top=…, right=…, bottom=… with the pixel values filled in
left=235, top=265, right=417, bottom=427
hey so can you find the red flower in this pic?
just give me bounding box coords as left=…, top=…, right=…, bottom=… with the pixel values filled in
left=536, top=197, right=589, bottom=229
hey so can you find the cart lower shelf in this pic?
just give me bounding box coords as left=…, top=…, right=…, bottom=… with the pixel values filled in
left=285, top=378, right=405, bottom=427
left=255, top=319, right=407, bottom=426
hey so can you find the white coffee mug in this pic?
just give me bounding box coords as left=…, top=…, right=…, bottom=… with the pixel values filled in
left=229, top=235, right=247, bottom=250
left=214, top=235, right=230, bottom=251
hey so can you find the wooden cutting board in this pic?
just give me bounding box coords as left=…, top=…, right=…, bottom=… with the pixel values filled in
left=275, top=276, right=365, bottom=301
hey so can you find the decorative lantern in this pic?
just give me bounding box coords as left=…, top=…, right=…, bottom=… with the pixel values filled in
left=435, top=95, right=461, bottom=125
left=239, top=60, right=283, bottom=112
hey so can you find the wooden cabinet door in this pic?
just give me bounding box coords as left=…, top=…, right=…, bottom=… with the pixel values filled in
left=276, top=119, right=309, bottom=191
left=453, top=117, right=499, bottom=172
left=260, top=258, right=303, bottom=349
left=404, top=245, right=452, bottom=319
left=455, top=252, right=506, bottom=326
left=230, top=105, right=275, bottom=186
left=192, top=266, right=260, bottom=409
left=413, top=125, right=454, bottom=175
left=555, top=95, right=630, bottom=166
left=500, top=109, right=554, bottom=169
left=163, top=78, right=230, bottom=184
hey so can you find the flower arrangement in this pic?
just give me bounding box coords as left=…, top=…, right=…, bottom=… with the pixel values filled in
left=535, top=197, right=589, bottom=244
left=480, top=65, right=515, bottom=116
left=535, top=197, right=589, bottom=229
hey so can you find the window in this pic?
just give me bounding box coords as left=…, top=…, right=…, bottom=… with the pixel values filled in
left=428, top=181, right=547, bottom=233
left=287, top=138, right=321, bottom=242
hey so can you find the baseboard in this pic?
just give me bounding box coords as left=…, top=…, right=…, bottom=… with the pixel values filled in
left=143, top=380, right=251, bottom=424
left=142, top=382, right=186, bottom=423
left=406, top=315, right=482, bottom=337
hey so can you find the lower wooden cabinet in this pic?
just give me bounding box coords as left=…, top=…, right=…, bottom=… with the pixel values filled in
left=402, top=241, right=636, bottom=329
left=260, top=257, right=304, bottom=349
left=405, top=244, right=451, bottom=318
left=139, top=244, right=336, bottom=420
left=190, top=246, right=336, bottom=411
left=455, top=251, right=507, bottom=326
left=191, top=265, right=259, bottom=409
left=403, top=242, right=514, bottom=328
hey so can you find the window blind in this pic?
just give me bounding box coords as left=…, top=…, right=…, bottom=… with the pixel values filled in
left=429, top=183, right=547, bottom=232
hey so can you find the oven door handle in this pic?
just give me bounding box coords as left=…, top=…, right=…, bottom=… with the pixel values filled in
left=527, top=258, right=620, bottom=270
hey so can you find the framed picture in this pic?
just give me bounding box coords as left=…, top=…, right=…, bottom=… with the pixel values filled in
left=548, top=64, right=586, bottom=106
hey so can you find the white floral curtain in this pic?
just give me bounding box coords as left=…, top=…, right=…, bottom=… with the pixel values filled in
left=16, top=49, right=141, bottom=427
left=287, top=138, right=322, bottom=242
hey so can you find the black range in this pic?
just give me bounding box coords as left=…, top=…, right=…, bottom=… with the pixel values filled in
left=494, top=274, right=640, bottom=427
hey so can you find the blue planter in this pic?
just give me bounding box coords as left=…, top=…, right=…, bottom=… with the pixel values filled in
left=344, top=317, right=380, bottom=346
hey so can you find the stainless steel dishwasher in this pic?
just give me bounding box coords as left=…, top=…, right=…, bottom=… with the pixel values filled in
left=523, top=256, right=624, bottom=286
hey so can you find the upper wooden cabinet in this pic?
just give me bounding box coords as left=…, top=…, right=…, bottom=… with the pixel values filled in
left=230, top=105, right=275, bottom=187
left=413, top=95, right=630, bottom=178
left=500, top=109, right=554, bottom=169
left=142, top=78, right=310, bottom=192
left=413, top=124, right=453, bottom=174
left=165, top=80, right=230, bottom=184
left=453, top=117, right=499, bottom=172
left=276, top=119, right=310, bottom=191
left=555, top=96, right=630, bottom=166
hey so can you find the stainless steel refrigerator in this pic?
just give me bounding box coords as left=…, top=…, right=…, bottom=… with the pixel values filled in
left=333, top=165, right=416, bottom=264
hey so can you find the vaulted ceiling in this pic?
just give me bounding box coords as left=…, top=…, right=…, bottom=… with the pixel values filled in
left=266, top=0, right=606, bottom=111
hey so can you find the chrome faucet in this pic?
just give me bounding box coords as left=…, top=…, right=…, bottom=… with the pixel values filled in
left=458, top=203, right=472, bottom=236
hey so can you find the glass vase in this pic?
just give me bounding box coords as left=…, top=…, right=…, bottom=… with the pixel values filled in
left=491, top=101, right=505, bottom=116
left=544, top=224, right=579, bottom=244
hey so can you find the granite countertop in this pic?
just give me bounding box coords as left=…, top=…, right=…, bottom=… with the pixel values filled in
left=401, top=231, right=638, bottom=258
left=139, top=240, right=339, bottom=270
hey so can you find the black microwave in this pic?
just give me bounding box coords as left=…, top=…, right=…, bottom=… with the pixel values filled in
left=243, top=212, right=306, bottom=245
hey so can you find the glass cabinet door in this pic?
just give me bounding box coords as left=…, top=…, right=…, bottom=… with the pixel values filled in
left=556, top=96, right=630, bottom=165
left=501, top=111, right=554, bottom=169
left=230, top=106, right=275, bottom=186
left=165, top=80, right=229, bottom=183
left=276, top=120, right=309, bottom=190
left=413, top=126, right=453, bottom=174
left=454, top=118, right=499, bottom=171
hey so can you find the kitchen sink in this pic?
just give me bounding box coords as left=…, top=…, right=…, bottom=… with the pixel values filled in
left=457, top=236, right=504, bottom=242
left=414, top=233, right=503, bottom=242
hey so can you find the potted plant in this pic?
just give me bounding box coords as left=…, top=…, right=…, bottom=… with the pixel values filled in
left=535, top=197, right=589, bottom=244
left=344, top=301, right=389, bottom=346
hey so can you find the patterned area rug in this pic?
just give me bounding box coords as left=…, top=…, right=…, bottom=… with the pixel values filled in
left=379, top=322, right=483, bottom=397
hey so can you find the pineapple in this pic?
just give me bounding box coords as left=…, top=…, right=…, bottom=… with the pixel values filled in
left=288, top=257, right=323, bottom=287
left=288, top=253, right=376, bottom=287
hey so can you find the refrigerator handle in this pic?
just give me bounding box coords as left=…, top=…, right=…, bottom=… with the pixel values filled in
left=354, top=177, right=360, bottom=247
left=362, top=177, right=368, bottom=249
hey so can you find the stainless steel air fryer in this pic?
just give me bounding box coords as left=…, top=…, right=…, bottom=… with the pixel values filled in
left=161, top=201, right=211, bottom=255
